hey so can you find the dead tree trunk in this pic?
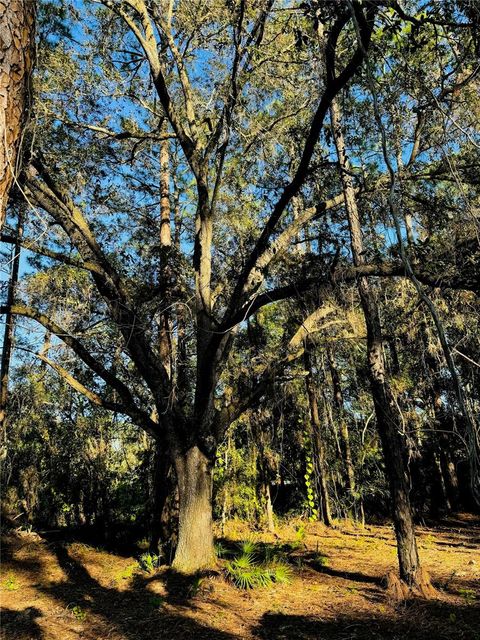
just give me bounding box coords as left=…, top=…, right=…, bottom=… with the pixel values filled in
left=331, top=99, right=420, bottom=586
left=0, top=0, right=35, bottom=229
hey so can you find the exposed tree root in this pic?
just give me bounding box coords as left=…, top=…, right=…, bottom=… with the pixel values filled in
left=385, top=568, right=437, bottom=601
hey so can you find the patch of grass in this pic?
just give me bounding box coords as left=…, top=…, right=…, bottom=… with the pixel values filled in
left=422, top=534, right=437, bottom=549
left=283, top=525, right=307, bottom=552
left=3, top=574, right=19, bottom=591
left=71, top=605, right=87, bottom=622
left=313, top=552, right=329, bottom=567
left=188, top=575, right=206, bottom=597
left=114, top=563, right=137, bottom=582
left=346, top=586, right=359, bottom=595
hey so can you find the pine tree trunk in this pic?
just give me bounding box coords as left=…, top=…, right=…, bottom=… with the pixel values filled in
left=331, top=98, right=420, bottom=586
left=0, top=0, right=35, bottom=228
left=172, top=445, right=215, bottom=573
left=369, top=371, right=420, bottom=584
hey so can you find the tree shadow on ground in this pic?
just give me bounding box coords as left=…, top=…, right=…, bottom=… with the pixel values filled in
left=38, top=526, right=144, bottom=558
left=4, top=536, right=479, bottom=640
left=1, top=607, right=43, bottom=640
left=253, top=600, right=480, bottom=640
left=26, top=543, right=239, bottom=640
left=305, top=555, right=382, bottom=586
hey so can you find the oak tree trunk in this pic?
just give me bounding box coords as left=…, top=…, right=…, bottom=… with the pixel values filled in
left=172, top=445, right=215, bottom=573
left=149, top=439, right=176, bottom=557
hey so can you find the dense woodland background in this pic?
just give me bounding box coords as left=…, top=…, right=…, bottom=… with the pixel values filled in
left=1, top=0, right=480, bottom=602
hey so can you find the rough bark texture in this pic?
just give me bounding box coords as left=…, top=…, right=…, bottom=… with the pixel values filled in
left=0, top=0, right=35, bottom=229
left=331, top=99, right=420, bottom=585
left=149, top=440, right=175, bottom=556
left=150, top=127, right=179, bottom=558
left=172, top=446, right=215, bottom=573
left=159, top=123, right=171, bottom=249
left=304, top=346, right=332, bottom=527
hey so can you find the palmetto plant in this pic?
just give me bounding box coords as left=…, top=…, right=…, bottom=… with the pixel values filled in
left=224, top=541, right=292, bottom=590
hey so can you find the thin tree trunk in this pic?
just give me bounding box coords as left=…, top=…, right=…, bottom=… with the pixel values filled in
left=263, top=482, right=275, bottom=533
left=327, top=346, right=355, bottom=495
left=0, top=212, right=22, bottom=448
left=158, top=120, right=173, bottom=377
left=331, top=99, right=420, bottom=586
left=172, top=445, right=215, bottom=573
left=249, top=406, right=277, bottom=534
left=422, top=323, right=459, bottom=512
left=0, top=0, right=35, bottom=229
left=304, top=344, right=332, bottom=526
left=439, top=441, right=460, bottom=508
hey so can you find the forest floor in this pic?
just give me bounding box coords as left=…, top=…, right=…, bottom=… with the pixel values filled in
left=1, top=514, right=479, bottom=640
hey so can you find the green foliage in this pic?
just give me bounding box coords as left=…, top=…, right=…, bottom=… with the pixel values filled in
left=148, top=595, right=164, bottom=609
left=138, top=552, right=161, bottom=573
left=238, top=539, right=258, bottom=555
left=304, top=445, right=319, bottom=522
left=70, top=605, right=87, bottom=622
left=224, top=541, right=292, bottom=590
left=214, top=541, right=229, bottom=559
left=458, top=588, right=477, bottom=604
left=188, top=576, right=206, bottom=597
left=295, top=525, right=306, bottom=542
left=3, top=0, right=480, bottom=573
left=313, top=553, right=329, bottom=568
left=114, top=563, right=137, bottom=582
left=3, top=575, right=19, bottom=592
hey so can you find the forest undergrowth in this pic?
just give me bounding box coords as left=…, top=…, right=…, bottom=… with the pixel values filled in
left=1, top=514, right=479, bottom=640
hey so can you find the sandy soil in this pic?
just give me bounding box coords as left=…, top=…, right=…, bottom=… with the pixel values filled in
left=1, top=514, right=479, bottom=639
